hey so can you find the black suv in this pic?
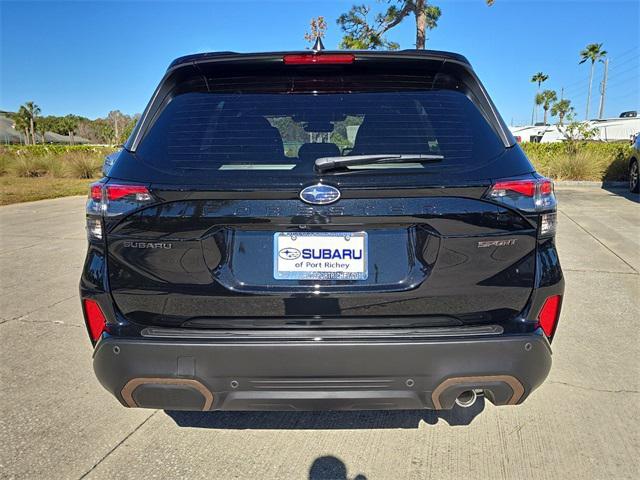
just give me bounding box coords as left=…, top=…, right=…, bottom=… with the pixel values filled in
left=81, top=50, right=564, bottom=412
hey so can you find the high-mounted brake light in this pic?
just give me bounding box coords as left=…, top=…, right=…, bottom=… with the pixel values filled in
left=283, top=54, right=355, bottom=65
left=83, top=298, right=107, bottom=342
left=538, top=295, right=562, bottom=338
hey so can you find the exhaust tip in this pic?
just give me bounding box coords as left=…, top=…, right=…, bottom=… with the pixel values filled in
left=455, top=390, right=478, bottom=408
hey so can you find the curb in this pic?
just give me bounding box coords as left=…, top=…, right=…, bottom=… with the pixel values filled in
left=554, top=180, right=627, bottom=188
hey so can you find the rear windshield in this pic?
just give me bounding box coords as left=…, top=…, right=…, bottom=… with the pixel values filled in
left=135, top=74, right=505, bottom=180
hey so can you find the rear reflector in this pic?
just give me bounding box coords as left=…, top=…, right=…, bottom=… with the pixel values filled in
left=283, top=54, right=355, bottom=65
left=86, top=217, right=103, bottom=240
left=538, top=295, right=562, bottom=338
left=540, top=212, right=557, bottom=237
left=83, top=299, right=107, bottom=342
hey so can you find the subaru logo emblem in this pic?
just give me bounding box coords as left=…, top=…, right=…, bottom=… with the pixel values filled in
left=299, top=184, right=341, bottom=205
left=278, top=247, right=301, bottom=260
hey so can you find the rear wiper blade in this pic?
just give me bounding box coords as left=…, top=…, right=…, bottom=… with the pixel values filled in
left=314, top=154, right=444, bottom=172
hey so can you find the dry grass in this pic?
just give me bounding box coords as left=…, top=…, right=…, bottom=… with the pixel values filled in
left=1, top=148, right=104, bottom=179
left=0, top=176, right=97, bottom=205
left=547, top=150, right=605, bottom=181
left=64, top=153, right=103, bottom=179
left=0, top=147, right=105, bottom=205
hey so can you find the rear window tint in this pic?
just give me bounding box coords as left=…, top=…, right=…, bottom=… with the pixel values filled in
left=136, top=76, right=505, bottom=179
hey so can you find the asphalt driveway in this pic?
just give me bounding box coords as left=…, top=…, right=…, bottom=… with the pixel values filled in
left=0, top=186, right=638, bottom=480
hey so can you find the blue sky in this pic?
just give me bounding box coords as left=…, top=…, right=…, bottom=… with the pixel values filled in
left=1, top=0, right=638, bottom=125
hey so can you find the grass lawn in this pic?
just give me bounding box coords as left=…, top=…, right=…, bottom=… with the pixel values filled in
left=0, top=176, right=97, bottom=205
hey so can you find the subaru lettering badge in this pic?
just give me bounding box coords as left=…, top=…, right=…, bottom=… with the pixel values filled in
left=299, top=184, right=341, bottom=205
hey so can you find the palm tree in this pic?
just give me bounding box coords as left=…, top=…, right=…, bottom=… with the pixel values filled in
left=61, top=115, right=79, bottom=145
left=550, top=99, right=573, bottom=126
left=13, top=107, right=31, bottom=145
left=37, top=118, right=47, bottom=144
left=579, top=43, right=607, bottom=120
left=21, top=101, right=41, bottom=145
left=531, top=72, right=549, bottom=124
left=536, top=90, right=557, bottom=125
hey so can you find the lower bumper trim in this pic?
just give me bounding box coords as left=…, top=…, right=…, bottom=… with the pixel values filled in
left=93, top=332, right=551, bottom=411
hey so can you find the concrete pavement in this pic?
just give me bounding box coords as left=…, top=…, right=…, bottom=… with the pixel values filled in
left=0, top=186, right=638, bottom=479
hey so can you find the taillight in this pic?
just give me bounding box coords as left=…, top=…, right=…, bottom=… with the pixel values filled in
left=485, top=177, right=557, bottom=237
left=86, top=182, right=154, bottom=240
left=283, top=53, right=355, bottom=65
left=538, top=295, right=562, bottom=338
left=83, top=299, right=107, bottom=342
left=90, top=184, right=102, bottom=202
left=106, top=185, right=152, bottom=202
left=491, top=180, right=537, bottom=197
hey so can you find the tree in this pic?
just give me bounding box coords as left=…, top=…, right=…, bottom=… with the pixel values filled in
left=304, top=16, right=328, bottom=46
left=536, top=90, right=557, bottom=125
left=61, top=115, right=79, bottom=144
left=13, top=107, right=31, bottom=145
left=559, top=112, right=598, bottom=155
left=550, top=99, right=572, bottom=126
left=579, top=43, right=607, bottom=120
left=107, top=110, right=126, bottom=144
left=36, top=116, right=56, bottom=144
left=337, top=1, right=494, bottom=50
left=337, top=5, right=401, bottom=50
left=530, top=72, right=549, bottom=124
left=93, top=119, right=115, bottom=145
left=21, top=101, right=41, bottom=145
left=120, top=115, right=140, bottom=144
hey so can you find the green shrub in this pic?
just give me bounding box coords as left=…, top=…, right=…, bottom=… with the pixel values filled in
left=522, top=141, right=633, bottom=181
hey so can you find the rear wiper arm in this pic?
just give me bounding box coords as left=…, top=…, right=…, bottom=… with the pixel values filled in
left=314, top=154, right=444, bottom=172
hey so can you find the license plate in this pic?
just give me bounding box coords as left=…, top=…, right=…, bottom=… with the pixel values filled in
left=274, top=232, right=368, bottom=280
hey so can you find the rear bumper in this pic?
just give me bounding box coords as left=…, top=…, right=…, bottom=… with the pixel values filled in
left=93, top=330, right=552, bottom=411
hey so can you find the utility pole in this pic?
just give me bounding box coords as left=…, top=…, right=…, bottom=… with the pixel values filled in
left=531, top=100, right=535, bottom=125
left=598, top=58, right=609, bottom=120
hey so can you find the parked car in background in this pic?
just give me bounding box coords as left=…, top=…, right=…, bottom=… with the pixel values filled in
left=81, top=49, right=564, bottom=413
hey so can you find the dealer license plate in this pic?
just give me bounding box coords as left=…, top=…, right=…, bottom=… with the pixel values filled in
left=274, top=232, right=368, bottom=280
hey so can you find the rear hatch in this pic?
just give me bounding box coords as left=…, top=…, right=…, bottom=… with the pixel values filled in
left=103, top=52, right=539, bottom=329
